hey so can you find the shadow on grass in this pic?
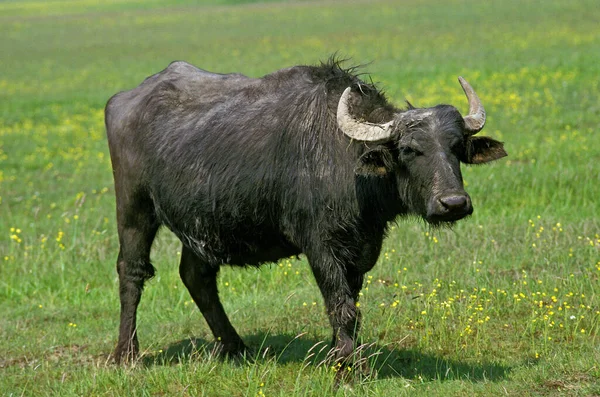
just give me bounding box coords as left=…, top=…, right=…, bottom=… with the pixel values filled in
left=143, top=332, right=513, bottom=382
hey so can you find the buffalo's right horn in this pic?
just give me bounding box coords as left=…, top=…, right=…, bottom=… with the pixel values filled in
left=337, top=87, right=394, bottom=142
left=458, top=77, right=486, bottom=135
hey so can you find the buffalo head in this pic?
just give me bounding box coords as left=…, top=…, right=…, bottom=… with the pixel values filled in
left=337, top=77, right=507, bottom=225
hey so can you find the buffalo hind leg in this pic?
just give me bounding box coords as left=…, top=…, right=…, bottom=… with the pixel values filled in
left=113, top=223, right=158, bottom=364
left=179, top=246, right=247, bottom=358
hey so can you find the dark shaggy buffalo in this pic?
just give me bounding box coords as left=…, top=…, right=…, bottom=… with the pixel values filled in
left=105, top=59, right=506, bottom=369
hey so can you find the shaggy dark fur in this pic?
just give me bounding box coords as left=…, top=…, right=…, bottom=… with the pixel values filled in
left=105, top=58, right=506, bottom=371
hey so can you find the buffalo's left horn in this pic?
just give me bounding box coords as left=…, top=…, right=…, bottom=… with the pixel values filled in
left=458, top=76, right=486, bottom=135
left=337, top=87, right=394, bottom=142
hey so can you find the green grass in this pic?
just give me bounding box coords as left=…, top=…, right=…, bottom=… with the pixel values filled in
left=1, top=0, right=599, bottom=395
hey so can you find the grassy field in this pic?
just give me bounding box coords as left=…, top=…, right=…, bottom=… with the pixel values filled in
left=1, top=0, right=599, bottom=395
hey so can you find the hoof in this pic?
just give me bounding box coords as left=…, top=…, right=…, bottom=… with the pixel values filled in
left=113, top=343, right=139, bottom=365
left=212, top=340, right=252, bottom=362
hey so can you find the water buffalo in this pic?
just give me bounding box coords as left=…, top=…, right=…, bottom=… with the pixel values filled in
left=105, top=58, right=506, bottom=370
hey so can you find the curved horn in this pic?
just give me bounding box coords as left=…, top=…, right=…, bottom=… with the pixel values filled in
left=337, top=87, right=394, bottom=142
left=458, top=76, right=486, bottom=135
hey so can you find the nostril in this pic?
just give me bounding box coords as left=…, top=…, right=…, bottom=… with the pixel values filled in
left=439, top=195, right=468, bottom=210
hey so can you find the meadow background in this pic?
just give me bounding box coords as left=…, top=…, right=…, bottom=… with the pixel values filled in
left=1, top=0, right=599, bottom=395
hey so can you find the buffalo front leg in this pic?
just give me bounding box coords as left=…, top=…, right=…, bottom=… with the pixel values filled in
left=307, top=252, right=364, bottom=372
left=179, top=246, right=247, bottom=357
left=114, top=224, right=158, bottom=364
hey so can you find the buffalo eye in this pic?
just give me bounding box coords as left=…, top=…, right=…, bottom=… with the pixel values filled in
left=400, top=146, right=422, bottom=157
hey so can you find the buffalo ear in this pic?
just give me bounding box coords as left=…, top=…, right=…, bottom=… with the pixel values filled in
left=461, top=136, right=507, bottom=164
left=355, top=147, right=394, bottom=177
